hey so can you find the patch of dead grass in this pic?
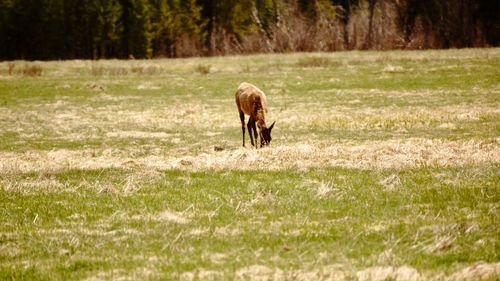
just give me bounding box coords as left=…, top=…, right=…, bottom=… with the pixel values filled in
left=213, top=226, right=242, bottom=237
left=176, top=261, right=500, bottom=281
left=106, top=131, right=175, bottom=139
left=155, top=210, right=191, bottom=224
left=171, top=138, right=499, bottom=171
left=316, top=181, right=334, bottom=198
left=376, top=249, right=399, bottom=265
left=180, top=270, right=222, bottom=281
left=188, top=227, right=210, bottom=237
left=382, top=64, right=406, bottom=73
left=447, top=262, right=500, bottom=281
left=235, top=265, right=283, bottom=280
left=0, top=176, right=67, bottom=192
left=125, top=210, right=191, bottom=224
left=301, top=106, right=499, bottom=130
left=422, top=235, right=456, bottom=254
left=90, top=93, right=143, bottom=102
left=84, top=266, right=160, bottom=281
left=1, top=138, right=498, bottom=175
left=357, top=266, right=420, bottom=281
left=136, top=82, right=161, bottom=90
left=380, top=174, right=402, bottom=191
left=179, top=264, right=352, bottom=280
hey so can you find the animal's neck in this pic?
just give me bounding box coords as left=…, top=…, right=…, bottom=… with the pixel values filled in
left=257, top=119, right=266, bottom=130
left=255, top=108, right=266, bottom=130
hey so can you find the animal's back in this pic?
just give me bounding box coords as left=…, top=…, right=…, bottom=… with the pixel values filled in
left=235, top=82, right=268, bottom=116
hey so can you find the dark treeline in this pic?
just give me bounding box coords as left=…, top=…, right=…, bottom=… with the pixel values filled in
left=0, top=0, right=498, bottom=60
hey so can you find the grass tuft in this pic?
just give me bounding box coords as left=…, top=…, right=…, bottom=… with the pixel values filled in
left=131, top=64, right=162, bottom=75
left=7, top=62, right=16, bottom=75
left=195, top=63, right=211, bottom=74
left=6, top=63, right=44, bottom=76
left=296, top=56, right=332, bottom=67
left=91, top=65, right=129, bottom=76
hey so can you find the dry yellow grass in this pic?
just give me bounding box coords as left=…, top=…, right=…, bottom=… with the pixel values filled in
left=1, top=138, right=497, bottom=175
left=173, top=262, right=500, bottom=281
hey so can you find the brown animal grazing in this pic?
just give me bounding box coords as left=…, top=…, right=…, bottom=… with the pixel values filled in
left=235, top=82, right=275, bottom=148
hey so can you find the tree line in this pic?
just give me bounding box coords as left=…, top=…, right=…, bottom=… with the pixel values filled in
left=0, top=0, right=498, bottom=60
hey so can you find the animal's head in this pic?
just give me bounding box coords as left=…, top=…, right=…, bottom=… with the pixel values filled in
left=260, top=121, right=275, bottom=147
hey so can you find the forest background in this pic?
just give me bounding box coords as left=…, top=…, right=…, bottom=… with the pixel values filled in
left=0, top=0, right=498, bottom=60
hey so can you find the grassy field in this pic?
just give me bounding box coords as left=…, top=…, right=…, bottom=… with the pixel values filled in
left=0, top=49, right=499, bottom=280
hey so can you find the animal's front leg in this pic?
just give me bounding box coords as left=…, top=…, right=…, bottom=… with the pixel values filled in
left=240, top=112, right=245, bottom=147
left=241, top=126, right=245, bottom=147
left=247, top=119, right=254, bottom=147
left=252, top=120, right=258, bottom=148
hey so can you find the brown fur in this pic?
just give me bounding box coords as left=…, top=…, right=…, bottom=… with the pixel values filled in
left=235, top=82, right=275, bottom=148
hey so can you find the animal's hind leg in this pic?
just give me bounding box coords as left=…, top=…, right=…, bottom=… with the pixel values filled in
left=251, top=119, right=258, bottom=148
left=247, top=118, right=255, bottom=147
left=239, top=111, right=245, bottom=147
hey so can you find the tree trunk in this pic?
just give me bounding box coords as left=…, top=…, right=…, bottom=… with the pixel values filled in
left=336, top=0, right=351, bottom=50
left=363, top=0, right=377, bottom=49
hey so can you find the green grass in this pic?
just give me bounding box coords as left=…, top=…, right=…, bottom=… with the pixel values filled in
left=1, top=167, right=498, bottom=279
left=0, top=49, right=499, bottom=280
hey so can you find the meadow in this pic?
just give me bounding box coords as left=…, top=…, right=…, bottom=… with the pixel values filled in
left=0, top=49, right=499, bottom=280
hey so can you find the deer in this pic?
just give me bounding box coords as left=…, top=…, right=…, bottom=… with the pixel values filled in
left=235, top=82, right=275, bottom=148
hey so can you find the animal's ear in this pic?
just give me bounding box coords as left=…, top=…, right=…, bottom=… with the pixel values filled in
left=269, top=121, right=275, bottom=130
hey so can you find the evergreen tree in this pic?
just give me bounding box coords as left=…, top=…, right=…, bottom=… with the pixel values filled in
left=255, top=0, right=277, bottom=35
left=197, top=0, right=255, bottom=54
left=120, top=0, right=151, bottom=58
left=149, top=0, right=203, bottom=57
left=41, top=0, right=66, bottom=58
left=87, top=0, right=122, bottom=58
left=0, top=0, right=498, bottom=59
